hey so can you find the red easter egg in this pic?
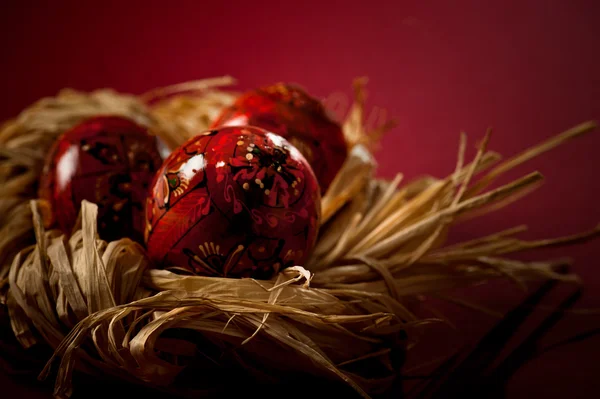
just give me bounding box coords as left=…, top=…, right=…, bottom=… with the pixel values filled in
left=210, top=83, right=347, bottom=193
left=145, top=126, right=321, bottom=279
left=39, top=116, right=163, bottom=243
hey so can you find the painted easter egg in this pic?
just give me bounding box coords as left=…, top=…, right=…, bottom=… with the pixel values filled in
left=39, top=115, right=163, bottom=243
left=145, top=125, right=321, bottom=279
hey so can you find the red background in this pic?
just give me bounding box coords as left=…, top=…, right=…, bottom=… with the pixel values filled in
left=1, top=1, right=599, bottom=397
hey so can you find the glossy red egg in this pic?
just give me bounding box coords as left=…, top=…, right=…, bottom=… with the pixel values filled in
left=145, top=126, right=321, bottom=279
left=210, top=83, right=347, bottom=193
left=39, top=116, right=163, bottom=243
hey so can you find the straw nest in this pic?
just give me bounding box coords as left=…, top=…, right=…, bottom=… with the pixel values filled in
left=0, top=76, right=598, bottom=399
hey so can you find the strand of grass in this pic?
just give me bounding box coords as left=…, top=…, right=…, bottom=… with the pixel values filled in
left=139, top=76, right=237, bottom=103
left=465, top=121, right=597, bottom=198
left=361, top=172, right=544, bottom=258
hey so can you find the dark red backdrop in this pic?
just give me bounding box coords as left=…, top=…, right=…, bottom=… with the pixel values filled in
left=1, top=1, right=599, bottom=397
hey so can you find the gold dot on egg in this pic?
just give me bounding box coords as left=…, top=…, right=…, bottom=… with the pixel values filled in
left=265, top=189, right=270, bottom=195
left=255, top=178, right=262, bottom=185
left=82, top=144, right=91, bottom=151
left=243, top=183, right=250, bottom=190
left=250, top=143, right=255, bottom=147
left=258, top=247, right=265, bottom=253
left=297, top=178, right=302, bottom=182
left=277, top=166, right=282, bottom=172
left=294, top=189, right=299, bottom=195
left=260, top=183, right=264, bottom=189
left=246, top=146, right=253, bottom=152
left=237, top=141, right=244, bottom=146
left=246, top=153, right=253, bottom=160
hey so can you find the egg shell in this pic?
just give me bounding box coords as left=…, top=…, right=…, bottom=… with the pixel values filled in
left=145, top=126, right=321, bottom=279
left=38, top=116, right=163, bottom=243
